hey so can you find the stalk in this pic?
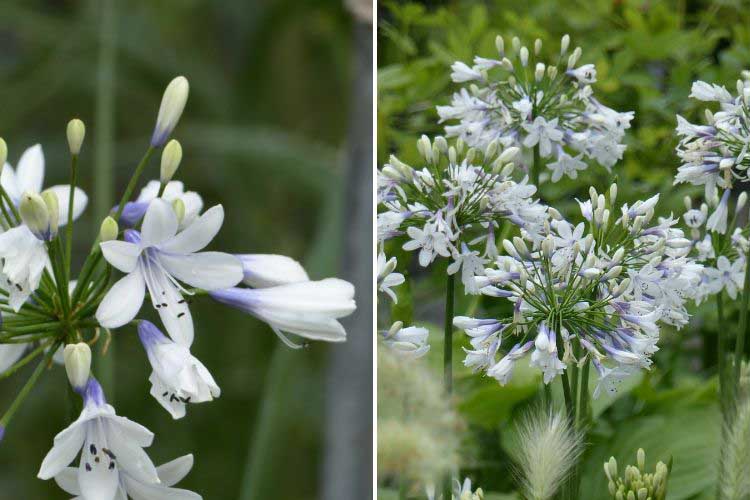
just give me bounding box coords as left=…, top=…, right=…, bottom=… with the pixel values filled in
left=64, top=154, right=78, bottom=283
left=717, top=293, right=730, bottom=418
left=112, top=147, right=155, bottom=222
left=442, top=271, right=455, bottom=500
left=735, top=247, right=750, bottom=387
left=532, top=143, right=540, bottom=187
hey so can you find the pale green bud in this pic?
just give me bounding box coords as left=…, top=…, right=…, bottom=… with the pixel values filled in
left=41, top=190, right=59, bottom=237
left=152, top=76, right=190, bottom=147
left=683, top=195, right=692, bottom=210
left=434, top=136, right=448, bottom=153
left=534, top=38, right=542, bottom=55
left=511, top=36, right=520, bottom=53
left=385, top=321, right=403, bottom=339
left=19, top=191, right=50, bottom=240
left=63, top=342, right=91, bottom=391
left=160, top=139, right=183, bottom=183
left=495, top=35, right=504, bottom=56
left=172, top=198, right=186, bottom=225
left=99, top=216, right=119, bottom=242
left=561, top=34, right=570, bottom=55
left=498, top=146, right=520, bottom=164
left=547, top=65, right=558, bottom=79
left=0, top=137, right=6, bottom=169
left=66, top=118, right=85, bottom=155
left=465, top=147, right=477, bottom=165
left=737, top=191, right=748, bottom=213
left=519, top=46, right=529, bottom=67
left=484, top=139, right=499, bottom=161
left=535, top=62, right=545, bottom=82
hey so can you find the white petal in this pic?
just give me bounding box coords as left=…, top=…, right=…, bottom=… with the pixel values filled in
left=149, top=372, right=186, bottom=420
left=37, top=422, right=86, bottom=479
left=15, top=144, right=44, bottom=194
left=141, top=266, right=194, bottom=346
left=0, top=343, right=27, bottom=372
left=158, top=252, right=243, bottom=290
left=47, top=185, right=89, bottom=225
left=78, top=434, right=120, bottom=500
left=179, top=192, right=203, bottom=228
left=254, top=278, right=356, bottom=316
left=105, top=419, right=159, bottom=484
left=100, top=241, right=141, bottom=273
left=159, top=205, right=223, bottom=254
left=107, top=415, right=154, bottom=448
left=141, top=199, right=178, bottom=248
left=156, top=455, right=193, bottom=487
left=239, top=254, right=309, bottom=288
left=96, top=272, right=145, bottom=329
left=54, top=467, right=81, bottom=495
left=0, top=165, right=20, bottom=204
left=122, top=475, right=202, bottom=500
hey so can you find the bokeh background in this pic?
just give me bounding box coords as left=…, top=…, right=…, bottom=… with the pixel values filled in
left=0, top=1, right=372, bottom=498
left=378, top=0, right=750, bottom=498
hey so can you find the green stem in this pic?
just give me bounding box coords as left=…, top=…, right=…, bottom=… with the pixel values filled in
left=0, top=340, right=60, bottom=431
left=0, top=342, right=51, bottom=380
left=112, top=146, right=155, bottom=222
left=65, top=155, right=78, bottom=283
left=532, top=142, right=540, bottom=187
left=443, top=271, right=455, bottom=500
left=735, top=248, right=750, bottom=387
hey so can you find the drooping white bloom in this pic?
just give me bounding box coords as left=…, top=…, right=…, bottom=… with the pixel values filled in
left=137, top=320, right=220, bottom=419
left=529, top=323, right=566, bottom=384
left=377, top=251, right=404, bottom=302
left=1, top=144, right=88, bottom=226
left=0, top=224, right=50, bottom=310
left=96, top=199, right=243, bottom=346
left=237, top=254, right=310, bottom=288
left=54, top=452, right=201, bottom=500
left=38, top=378, right=160, bottom=498
left=380, top=321, right=430, bottom=359
left=209, top=278, right=356, bottom=347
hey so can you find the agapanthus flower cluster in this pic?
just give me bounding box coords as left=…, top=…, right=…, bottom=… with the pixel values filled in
left=679, top=192, right=749, bottom=305
left=675, top=77, right=750, bottom=201
left=604, top=449, right=670, bottom=500
left=437, top=35, right=633, bottom=183
left=0, top=76, right=356, bottom=498
left=454, top=184, right=702, bottom=396
left=378, top=135, right=546, bottom=293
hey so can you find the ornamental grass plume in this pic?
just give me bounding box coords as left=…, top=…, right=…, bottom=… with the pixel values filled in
left=718, top=369, right=750, bottom=500
left=377, top=349, right=463, bottom=488
left=509, top=407, right=583, bottom=500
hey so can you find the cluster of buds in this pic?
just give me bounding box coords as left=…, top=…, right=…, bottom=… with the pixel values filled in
left=454, top=184, right=703, bottom=394
left=604, top=449, right=670, bottom=500
left=437, top=34, right=633, bottom=184
left=378, top=134, right=547, bottom=293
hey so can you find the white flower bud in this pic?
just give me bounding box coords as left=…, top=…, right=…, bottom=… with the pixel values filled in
left=434, top=136, right=448, bottom=153
left=64, top=342, right=91, bottom=392
left=705, top=108, right=715, bottom=125
left=151, top=76, right=190, bottom=147
left=683, top=195, right=692, bottom=210
left=738, top=191, right=748, bottom=213
left=0, top=137, right=6, bottom=169
left=520, top=46, right=529, bottom=67
left=548, top=207, right=563, bottom=220
left=534, top=38, right=542, bottom=55
left=501, top=57, right=514, bottom=71
left=604, top=266, right=622, bottom=279
left=19, top=191, right=50, bottom=240
left=502, top=239, right=519, bottom=259
left=448, top=146, right=457, bottom=165
left=173, top=198, right=186, bottom=225
left=637, top=448, right=645, bottom=470
left=589, top=186, right=598, bottom=208
left=511, top=37, right=520, bottom=53
left=66, top=118, right=85, bottom=155
left=495, top=35, right=505, bottom=56
left=41, top=190, right=59, bottom=238
left=561, top=34, right=570, bottom=55
left=501, top=163, right=515, bottom=177
left=547, top=65, right=558, bottom=79
left=535, top=62, right=545, bottom=82
left=609, top=183, right=618, bottom=205
left=484, top=139, right=499, bottom=161
left=160, top=139, right=183, bottom=184
left=386, top=321, right=403, bottom=339
left=497, top=146, right=520, bottom=163
left=99, top=216, right=118, bottom=242
left=612, top=247, right=625, bottom=264
left=719, top=158, right=734, bottom=171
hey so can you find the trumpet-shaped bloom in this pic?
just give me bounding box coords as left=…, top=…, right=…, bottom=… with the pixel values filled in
left=380, top=322, right=430, bottom=359
left=238, top=254, right=309, bottom=288
left=38, top=378, right=160, bottom=499
left=209, top=278, right=356, bottom=347
left=137, top=321, right=219, bottom=419
left=377, top=252, right=404, bottom=302
left=96, top=199, right=243, bottom=346
left=54, top=454, right=200, bottom=500
left=1, top=144, right=88, bottom=226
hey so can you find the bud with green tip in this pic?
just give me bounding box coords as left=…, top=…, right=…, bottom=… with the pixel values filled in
left=66, top=118, right=85, bottom=155
left=160, top=139, right=183, bottom=184
left=0, top=138, right=6, bottom=169
left=41, top=190, right=59, bottom=238
left=604, top=449, right=669, bottom=500
left=19, top=192, right=51, bottom=240
left=151, top=76, right=190, bottom=147
left=99, top=216, right=119, bottom=242
left=63, top=342, right=91, bottom=393
left=172, top=198, right=186, bottom=226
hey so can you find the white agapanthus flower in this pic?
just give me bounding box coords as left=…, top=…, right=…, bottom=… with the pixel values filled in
left=54, top=453, right=200, bottom=500
left=377, top=251, right=404, bottom=302
left=38, top=378, right=161, bottom=498
left=96, top=199, right=244, bottom=346
left=454, top=185, right=702, bottom=391
left=380, top=321, right=430, bottom=359
left=120, top=180, right=203, bottom=230
left=378, top=135, right=546, bottom=293
left=0, top=224, right=50, bottom=310
left=437, top=35, right=633, bottom=184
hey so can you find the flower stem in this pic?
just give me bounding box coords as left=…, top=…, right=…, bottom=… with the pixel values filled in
left=0, top=340, right=60, bottom=432
left=64, top=154, right=78, bottom=283
left=532, top=143, right=540, bottom=187
left=442, top=271, right=455, bottom=500
left=112, top=146, right=156, bottom=223
left=735, top=248, right=750, bottom=387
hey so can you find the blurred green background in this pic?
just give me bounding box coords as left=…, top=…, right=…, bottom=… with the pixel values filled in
left=378, top=0, right=750, bottom=498
left=0, top=0, right=371, bottom=498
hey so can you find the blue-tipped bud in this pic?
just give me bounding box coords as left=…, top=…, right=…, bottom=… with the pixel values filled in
left=151, top=76, right=189, bottom=147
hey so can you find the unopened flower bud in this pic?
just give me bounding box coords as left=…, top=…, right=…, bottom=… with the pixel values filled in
left=500, top=163, right=515, bottom=177
left=172, top=198, right=186, bottom=225
left=66, top=118, right=85, bottom=155
left=20, top=192, right=50, bottom=240
left=547, top=65, right=558, bottom=79
left=386, top=321, right=403, bottom=339
left=434, top=136, right=448, bottom=153
left=567, top=47, right=582, bottom=69
left=484, top=140, right=499, bottom=161
left=534, top=38, right=542, bottom=55
left=609, top=183, right=618, bottom=205
left=63, top=342, right=91, bottom=392
left=99, top=216, right=118, bottom=242
left=160, top=139, right=183, bottom=184
left=738, top=191, right=748, bottom=213
left=495, top=35, right=505, bottom=56
left=519, top=46, right=529, bottom=67
left=683, top=195, right=692, bottom=210
left=41, top=190, right=59, bottom=238
left=548, top=207, right=563, bottom=220
left=637, top=448, right=646, bottom=470
left=561, top=34, right=570, bottom=55
left=151, top=76, right=190, bottom=147
left=497, top=146, right=520, bottom=164
left=511, top=37, right=520, bottom=53
left=0, top=138, right=7, bottom=169
left=501, top=57, right=514, bottom=71
left=535, top=62, right=545, bottom=82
